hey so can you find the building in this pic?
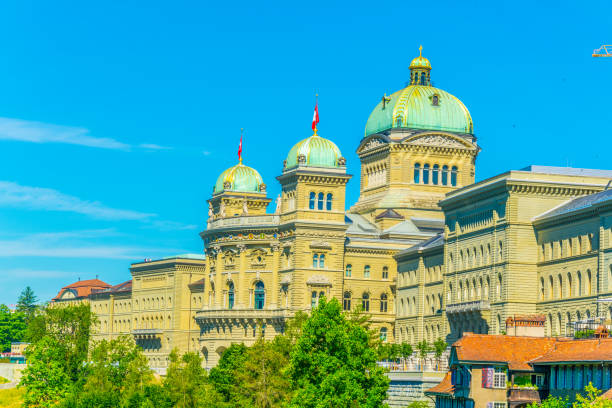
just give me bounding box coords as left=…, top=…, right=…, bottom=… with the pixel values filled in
left=52, top=279, right=111, bottom=305
left=50, top=48, right=612, bottom=371
left=195, top=47, right=479, bottom=368
left=395, top=167, right=612, bottom=345
left=88, top=254, right=206, bottom=370
left=426, top=333, right=612, bottom=408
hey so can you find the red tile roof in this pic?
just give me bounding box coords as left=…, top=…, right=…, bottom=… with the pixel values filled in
left=53, top=279, right=111, bottom=301
left=530, top=338, right=612, bottom=364
left=602, top=388, right=612, bottom=400
left=453, top=334, right=558, bottom=371
left=426, top=371, right=454, bottom=395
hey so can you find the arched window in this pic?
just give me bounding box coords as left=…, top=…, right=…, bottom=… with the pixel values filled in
left=414, top=163, right=421, bottom=184
left=380, top=327, right=388, bottom=342
left=432, top=164, right=439, bottom=185
left=311, top=291, right=318, bottom=308
left=228, top=282, right=235, bottom=309
left=395, top=116, right=403, bottom=127
left=364, top=265, right=371, bottom=278
left=343, top=292, right=351, bottom=311
left=309, top=192, right=315, bottom=210
left=317, top=192, right=324, bottom=210
left=496, top=274, right=502, bottom=299
left=557, top=275, right=563, bottom=299
left=451, top=166, right=458, bottom=186
left=578, top=271, right=582, bottom=295
left=423, top=164, right=430, bottom=184
left=319, top=254, right=325, bottom=269
left=567, top=273, right=573, bottom=297
left=540, top=278, right=545, bottom=300
left=362, top=293, right=370, bottom=311
left=326, top=193, right=333, bottom=211
left=382, top=266, right=389, bottom=279
left=420, top=72, right=426, bottom=85
left=442, top=165, right=449, bottom=185
left=254, top=281, right=265, bottom=310
left=548, top=276, right=554, bottom=299
left=345, top=264, right=352, bottom=277
left=380, top=293, right=388, bottom=312
left=312, top=254, right=319, bottom=268
left=587, top=270, right=592, bottom=295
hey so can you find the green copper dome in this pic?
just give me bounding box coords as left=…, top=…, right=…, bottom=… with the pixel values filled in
left=213, top=163, right=265, bottom=194
left=285, top=134, right=343, bottom=169
left=365, top=85, right=473, bottom=136
left=365, top=48, right=473, bottom=137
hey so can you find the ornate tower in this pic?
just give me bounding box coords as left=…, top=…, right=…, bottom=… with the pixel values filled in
left=350, top=47, right=480, bottom=226
left=276, top=129, right=351, bottom=308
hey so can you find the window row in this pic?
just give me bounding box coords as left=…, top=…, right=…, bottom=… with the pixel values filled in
left=540, top=234, right=595, bottom=261
left=345, top=264, right=389, bottom=279
left=312, top=253, right=326, bottom=269
left=213, top=280, right=266, bottom=310
left=447, top=274, right=502, bottom=303
left=450, top=241, right=503, bottom=272
left=396, top=324, right=444, bottom=345
left=414, top=163, right=458, bottom=186
left=309, top=192, right=333, bottom=211
left=546, top=309, right=595, bottom=337
left=343, top=292, right=389, bottom=313
left=539, top=270, right=593, bottom=300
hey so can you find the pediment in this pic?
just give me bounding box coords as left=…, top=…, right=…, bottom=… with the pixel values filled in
left=403, top=133, right=474, bottom=150
left=357, top=135, right=389, bottom=154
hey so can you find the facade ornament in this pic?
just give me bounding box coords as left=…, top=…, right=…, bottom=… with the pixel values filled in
left=237, top=244, right=247, bottom=253
left=337, top=157, right=346, bottom=166
left=271, top=242, right=280, bottom=252
left=259, top=183, right=267, bottom=193
left=208, top=202, right=214, bottom=218
left=275, top=194, right=282, bottom=214
left=283, top=159, right=287, bottom=170
left=242, top=198, right=248, bottom=216
left=363, top=138, right=384, bottom=151
left=212, top=244, right=221, bottom=253
left=298, top=154, right=306, bottom=165
left=219, top=201, right=226, bottom=218
left=407, top=134, right=466, bottom=149
left=223, top=181, right=231, bottom=190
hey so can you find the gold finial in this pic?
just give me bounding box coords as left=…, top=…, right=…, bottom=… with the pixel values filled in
left=419, top=45, right=423, bottom=57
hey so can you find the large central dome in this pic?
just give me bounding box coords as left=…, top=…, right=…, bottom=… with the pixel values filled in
left=365, top=48, right=473, bottom=137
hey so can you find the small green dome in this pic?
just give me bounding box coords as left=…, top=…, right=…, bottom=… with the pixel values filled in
left=213, top=163, right=265, bottom=194
left=285, top=135, right=343, bottom=170
left=365, top=85, right=473, bottom=136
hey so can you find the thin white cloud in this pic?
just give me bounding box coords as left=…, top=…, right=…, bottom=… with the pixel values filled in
left=0, top=117, right=171, bottom=151
left=202, top=150, right=211, bottom=156
left=139, top=143, right=171, bottom=150
left=0, top=268, right=76, bottom=279
left=0, top=181, right=155, bottom=221
left=0, top=117, right=130, bottom=150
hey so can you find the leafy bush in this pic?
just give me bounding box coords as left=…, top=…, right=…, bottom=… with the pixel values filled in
left=574, top=330, right=595, bottom=339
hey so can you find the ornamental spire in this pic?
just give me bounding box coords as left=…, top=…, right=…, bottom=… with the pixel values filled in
left=409, top=46, right=432, bottom=86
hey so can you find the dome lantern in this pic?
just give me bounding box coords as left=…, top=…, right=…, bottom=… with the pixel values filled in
left=409, top=45, right=431, bottom=86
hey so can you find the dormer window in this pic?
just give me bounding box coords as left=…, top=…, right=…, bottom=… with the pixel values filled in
left=432, top=94, right=439, bottom=106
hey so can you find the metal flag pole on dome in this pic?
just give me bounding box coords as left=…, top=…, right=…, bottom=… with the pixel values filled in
left=312, top=93, right=319, bottom=136
left=238, top=128, right=243, bottom=164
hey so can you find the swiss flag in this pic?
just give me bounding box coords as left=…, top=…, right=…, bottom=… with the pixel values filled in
left=238, top=133, right=242, bottom=162
left=312, top=103, right=319, bottom=131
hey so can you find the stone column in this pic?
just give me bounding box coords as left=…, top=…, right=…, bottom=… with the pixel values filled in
left=237, top=244, right=247, bottom=308
left=271, top=243, right=280, bottom=308
left=213, top=246, right=223, bottom=308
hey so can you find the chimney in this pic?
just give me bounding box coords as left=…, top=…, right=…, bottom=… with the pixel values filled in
left=506, top=315, right=546, bottom=337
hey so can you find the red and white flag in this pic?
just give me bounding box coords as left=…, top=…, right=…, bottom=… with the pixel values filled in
left=238, top=132, right=243, bottom=162
left=312, top=103, right=319, bottom=131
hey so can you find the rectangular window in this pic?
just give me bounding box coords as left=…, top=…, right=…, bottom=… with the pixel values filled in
left=493, top=368, right=506, bottom=388
left=493, top=403, right=506, bottom=408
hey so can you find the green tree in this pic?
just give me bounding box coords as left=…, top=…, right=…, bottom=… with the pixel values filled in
left=400, top=343, right=413, bottom=360
left=232, top=337, right=293, bottom=408
left=16, top=287, right=38, bottom=322
left=433, top=338, right=448, bottom=370
left=0, top=304, right=26, bottom=352
left=406, top=401, right=432, bottom=408
left=288, top=297, right=390, bottom=408
left=25, top=303, right=94, bottom=384
left=20, top=336, right=72, bottom=408
left=209, top=343, right=248, bottom=402
left=416, top=340, right=430, bottom=371
left=163, top=349, right=220, bottom=408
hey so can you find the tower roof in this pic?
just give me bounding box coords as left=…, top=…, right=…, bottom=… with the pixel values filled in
left=213, top=162, right=265, bottom=194
left=365, top=47, right=473, bottom=136
left=285, top=134, right=344, bottom=170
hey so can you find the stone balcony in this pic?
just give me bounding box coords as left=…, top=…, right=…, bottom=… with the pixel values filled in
left=207, top=215, right=279, bottom=230
left=195, top=307, right=290, bottom=324
left=446, top=300, right=491, bottom=314
left=131, top=329, right=163, bottom=338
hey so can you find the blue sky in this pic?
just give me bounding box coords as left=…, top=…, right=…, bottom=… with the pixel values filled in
left=0, top=0, right=610, bottom=305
